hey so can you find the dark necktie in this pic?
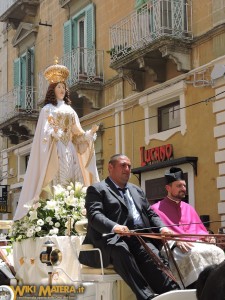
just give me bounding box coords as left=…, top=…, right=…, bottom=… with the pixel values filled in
left=118, top=188, right=130, bottom=207
left=118, top=188, right=133, bottom=227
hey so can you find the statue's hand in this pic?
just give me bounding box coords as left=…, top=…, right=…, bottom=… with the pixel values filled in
left=90, top=124, right=99, bottom=134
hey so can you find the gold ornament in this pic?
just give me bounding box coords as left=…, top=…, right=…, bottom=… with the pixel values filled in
left=44, top=56, right=69, bottom=83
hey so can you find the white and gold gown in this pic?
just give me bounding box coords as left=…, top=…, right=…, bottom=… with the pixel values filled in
left=14, top=100, right=99, bottom=221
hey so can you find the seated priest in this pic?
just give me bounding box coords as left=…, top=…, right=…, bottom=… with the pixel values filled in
left=151, top=167, right=225, bottom=289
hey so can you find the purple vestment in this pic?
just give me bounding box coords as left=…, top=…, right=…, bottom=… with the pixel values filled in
left=151, top=197, right=208, bottom=239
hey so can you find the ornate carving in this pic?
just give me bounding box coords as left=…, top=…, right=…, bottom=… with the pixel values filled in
left=118, top=68, right=144, bottom=92
left=159, top=45, right=191, bottom=72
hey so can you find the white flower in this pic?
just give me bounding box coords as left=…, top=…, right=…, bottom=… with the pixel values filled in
left=81, top=186, right=87, bottom=194
left=29, top=210, right=38, bottom=221
left=55, top=222, right=60, bottom=228
left=35, top=226, right=42, bottom=232
left=49, top=228, right=59, bottom=235
left=26, top=228, right=34, bottom=238
left=65, top=195, right=77, bottom=207
left=75, top=182, right=83, bottom=192
left=67, top=186, right=72, bottom=191
left=53, top=184, right=65, bottom=195
left=37, top=219, right=44, bottom=226
left=79, top=197, right=85, bottom=206
left=46, top=217, right=52, bottom=223
left=64, top=191, right=69, bottom=197
left=45, top=200, right=57, bottom=210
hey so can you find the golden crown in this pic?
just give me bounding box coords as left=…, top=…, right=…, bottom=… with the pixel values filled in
left=44, top=57, right=69, bottom=83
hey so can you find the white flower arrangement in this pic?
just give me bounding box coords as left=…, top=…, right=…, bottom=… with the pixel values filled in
left=10, top=182, right=87, bottom=242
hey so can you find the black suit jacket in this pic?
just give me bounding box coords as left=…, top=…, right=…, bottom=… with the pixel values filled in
left=79, top=177, right=166, bottom=268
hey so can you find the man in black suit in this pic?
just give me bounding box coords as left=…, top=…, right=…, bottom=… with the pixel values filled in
left=79, top=154, right=179, bottom=300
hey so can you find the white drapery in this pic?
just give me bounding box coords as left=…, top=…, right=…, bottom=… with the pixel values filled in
left=13, top=236, right=83, bottom=285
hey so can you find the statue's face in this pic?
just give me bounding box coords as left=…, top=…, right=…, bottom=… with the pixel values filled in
left=54, top=82, right=66, bottom=100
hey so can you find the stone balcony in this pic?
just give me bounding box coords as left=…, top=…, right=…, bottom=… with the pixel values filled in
left=0, top=0, right=40, bottom=28
left=108, top=0, right=193, bottom=91
left=0, top=86, right=39, bottom=144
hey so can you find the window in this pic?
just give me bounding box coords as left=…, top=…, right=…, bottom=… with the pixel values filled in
left=13, top=48, right=34, bottom=109
left=158, top=101, right=180, bottom=132
left=78, top=17, right=85, bottom=73
left=63, top=3, right=95, bottom=80
left=139, top=80, right=187, bottom=144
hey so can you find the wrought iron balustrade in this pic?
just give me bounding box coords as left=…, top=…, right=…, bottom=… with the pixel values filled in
left=0, top=86, right=37, bottom=125
left=109, top=0, right=193, bottom=62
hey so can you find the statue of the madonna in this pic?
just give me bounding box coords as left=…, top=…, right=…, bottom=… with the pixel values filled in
left=14, top=59, right=99, bottom=221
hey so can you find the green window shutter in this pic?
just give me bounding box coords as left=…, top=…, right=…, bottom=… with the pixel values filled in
left=63, top=19, right=72, bottom=54
left=72, top=18, right=78, bottom=49
left=13, top=58, right=20, bottom=88
left=20, top=54, right=26, bottom=108
left=135, top=0, right=148, bottom=10
left=86, top=3, right=95, bottom=49
left=26, top=48, right=34, bottom=87
left=20, top=55, right=26, bottom=88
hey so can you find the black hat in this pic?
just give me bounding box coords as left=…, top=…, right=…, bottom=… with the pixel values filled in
left=165, top=167, right=184, bottom=184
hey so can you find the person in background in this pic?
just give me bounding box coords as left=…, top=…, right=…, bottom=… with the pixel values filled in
left=151, top=167, right=225, bottom=288
left=79, top=154, right=180, bottom=300
left=14, top=58, right=99, bottom=221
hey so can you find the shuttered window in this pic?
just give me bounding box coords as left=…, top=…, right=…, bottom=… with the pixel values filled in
left=63, top=20, right=72, bottom=55
left=63, top=3, right=95, bottom=80
left=13, top=48, right=34, bottom=109
left=63, top=3, right=95, bottom=55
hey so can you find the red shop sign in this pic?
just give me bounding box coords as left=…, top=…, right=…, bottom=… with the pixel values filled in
left=140, top=144, right=173, bottom=166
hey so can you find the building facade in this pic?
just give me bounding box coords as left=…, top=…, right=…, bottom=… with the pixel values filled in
left=0, top=0, right=225, bottom=233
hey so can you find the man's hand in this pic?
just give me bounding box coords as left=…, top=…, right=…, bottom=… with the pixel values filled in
left=176, top=241, right=194, bottom=253
left=160, top=227, right=194, bottom=253
left=160, top=227, right=174, bottom=235
left=204, top=236, right=216, bottom=244
left=113, top=225, right=130, bottom=235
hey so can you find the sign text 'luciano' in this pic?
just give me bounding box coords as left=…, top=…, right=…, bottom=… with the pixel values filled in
left=140, top=144, right=173, bottom=166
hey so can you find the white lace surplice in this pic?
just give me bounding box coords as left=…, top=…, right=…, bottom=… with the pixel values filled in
left=14, top=101, right=99, bottom=221
left=168, top=243, right=225, bottom=288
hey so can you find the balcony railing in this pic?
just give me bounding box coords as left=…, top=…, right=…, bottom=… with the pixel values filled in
left=0, top=86, right=37, bottom=125
left=109, top=0, right=192, bottom=62
left=0, top=0, right=17, bottom=17
left=38, top=47, right=104, bottom=100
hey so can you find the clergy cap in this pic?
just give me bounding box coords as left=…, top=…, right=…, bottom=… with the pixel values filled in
left=165, top=167, right=184, bottom=184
